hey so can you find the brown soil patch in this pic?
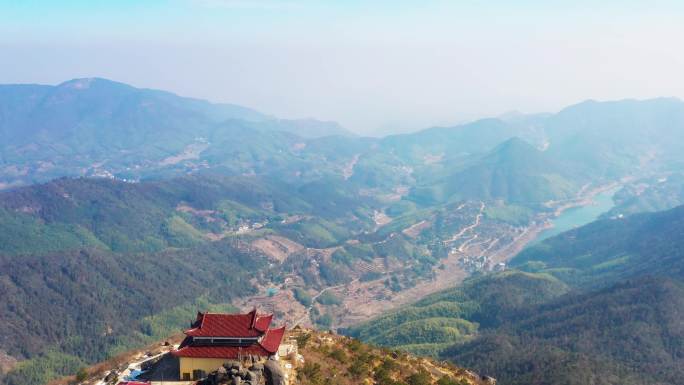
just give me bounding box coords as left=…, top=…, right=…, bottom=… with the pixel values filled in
left=251, top=236, right=305, bottom=262
left=0, top=350, right=18, bottom=374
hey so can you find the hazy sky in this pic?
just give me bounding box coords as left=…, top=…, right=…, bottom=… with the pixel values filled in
left=2, top=0, right=684, bottom=135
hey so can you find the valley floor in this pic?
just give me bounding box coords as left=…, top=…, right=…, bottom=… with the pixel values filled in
left=234, top=182, right=620, bottom=330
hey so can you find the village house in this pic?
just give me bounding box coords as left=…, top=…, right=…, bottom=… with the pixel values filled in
left=172, top=309, right=285, bottom=381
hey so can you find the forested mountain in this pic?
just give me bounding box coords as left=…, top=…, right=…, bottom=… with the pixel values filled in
left=0, top=78, right=353, bottom=142
left=0, top=174, right=430, bottom=385
left=0, top=78, right=353, bottom=187
left=0, top=244, right=263, bottom=385
left=514, top=203, right=684, bottom=286
left=346, top=271, right=569, bottom=356
left=0, top=174, right=369, bottom=385
left=544, top=97, right=684, bottom=179
left=371, top=98, right=684, bottom=205
left=422, top=138, right=577, bottom=204
left=378, top=118, right=524, bottom=163
left=446, top=277, right=684, bottom=385
left=605, top=173, right=684, bottom=217
left=348, top=204, right=684, bottom=385
left=3, top=79, right=684, bottom=207
left=0, top=175, right=378, bottom=254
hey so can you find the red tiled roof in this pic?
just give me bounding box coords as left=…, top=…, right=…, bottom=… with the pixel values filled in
left=175, top=310, right=285, bottom=359
left=185, top=310, right=273, bottom=338
left=172, top=345, right=271, bottom=358
left=254, top=314, right=273, bottom=332
left=178, top=336, right=193, bottom=349
left=260, top=326, right=286, bottom=353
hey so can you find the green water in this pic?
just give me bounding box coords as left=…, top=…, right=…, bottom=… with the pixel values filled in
left=530, top=187, right=619, bottom=245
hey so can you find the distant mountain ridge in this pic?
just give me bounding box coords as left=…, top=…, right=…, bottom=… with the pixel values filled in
left=439, top=137, right=576, bottom=204
left=2, top=78, right=684, bottom=210
left=0, top=78, right=354, bottom=186
left=0, top=78, right=266, bottom=141
left=0, top=77, right=355, bottom=138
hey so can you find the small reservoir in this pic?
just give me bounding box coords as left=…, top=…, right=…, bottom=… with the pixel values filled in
left=530, top=187, right=619, bottom=245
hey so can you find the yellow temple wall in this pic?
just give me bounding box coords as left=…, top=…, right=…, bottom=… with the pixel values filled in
left=179, top=357, right=229, bottom=379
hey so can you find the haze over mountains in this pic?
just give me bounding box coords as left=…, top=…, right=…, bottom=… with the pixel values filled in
left=3, top=78, right=684, bottom=198
left=2, top=79, right=684, bottom=385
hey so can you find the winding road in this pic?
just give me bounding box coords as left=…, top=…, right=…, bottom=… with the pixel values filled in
left=444, top=201, right=486, bottom=244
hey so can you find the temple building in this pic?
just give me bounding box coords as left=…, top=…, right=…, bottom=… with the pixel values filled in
left=172, top=309, right=285, bottom=381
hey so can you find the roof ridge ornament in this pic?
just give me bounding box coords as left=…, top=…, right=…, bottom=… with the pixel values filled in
left=249, top=307, right=258, bottom=329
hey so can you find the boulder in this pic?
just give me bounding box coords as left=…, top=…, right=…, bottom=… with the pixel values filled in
left=104, top=370, right=118, bottom=384
left=245, top=371, right=257, bottom=381
left=216, top=366, right=229, bottom=382
left=206, top=373, right=217, bottom=385
left=264, top=360, right=285, bottom=385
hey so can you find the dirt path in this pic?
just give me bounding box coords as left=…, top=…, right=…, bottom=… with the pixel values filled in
left=444, top=201, right=485, bottom=244
left=458, top=234, right=478, bottom=253
left=342, top=154, right=360, bottom=179
left=402, top=220, right=430, bottom=238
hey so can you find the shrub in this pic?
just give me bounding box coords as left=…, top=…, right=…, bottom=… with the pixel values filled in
left=298, top=362, right=323, bottom=385
left=437, top=376, right=469, bottom=385
left=406, top=369, right=431, bottom=385
left=295, top=333, right=312, bottom=349
left=75, top=368, right=88, bottom=382
left=328, top=348, right=347, bottom=363
left=293, top=288, right=313, bottom=306
left=316, top=291, right=342, bottom=305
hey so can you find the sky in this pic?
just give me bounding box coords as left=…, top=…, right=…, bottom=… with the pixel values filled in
left=1, top=0, right=684, bottom=135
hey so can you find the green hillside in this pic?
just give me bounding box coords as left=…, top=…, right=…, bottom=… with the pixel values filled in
left=513, top=204, right=684, bottom=286
left=605, top=173, right=684, bottom=217
left=0, top=242, right=264, bottom=385
left=445, top=277, right=684, bottom=385
left=346, top=271, right=569, bottom=356
left=0, top=175, right=379, bottom=255
left=415, top=138, right=577, bottom=204
left=0, top=173, right=436, bottom=385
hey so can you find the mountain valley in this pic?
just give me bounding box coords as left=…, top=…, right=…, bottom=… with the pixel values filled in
left=2, top=79, right=684, bottom=385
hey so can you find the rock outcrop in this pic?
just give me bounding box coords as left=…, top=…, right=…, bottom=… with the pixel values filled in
left=200, top=359, right=282, bottom=385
